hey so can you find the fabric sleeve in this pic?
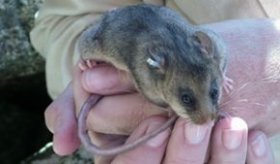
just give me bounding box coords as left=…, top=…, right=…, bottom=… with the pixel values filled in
left=30, top=0, right=164, bottom=99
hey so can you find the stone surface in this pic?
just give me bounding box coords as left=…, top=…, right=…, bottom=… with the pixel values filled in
left=0, top=0, right=44, bottom=84
left=0, top=0, right=54, bottom=163
left=23, top=145, right=94, bottom=164
left=0, top=0, right=96, bottom=163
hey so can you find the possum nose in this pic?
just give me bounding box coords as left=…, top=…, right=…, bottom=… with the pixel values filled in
left=192, top=108, right=217, bottom=124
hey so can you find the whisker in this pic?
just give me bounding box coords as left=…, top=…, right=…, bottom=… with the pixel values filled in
left=237, top=99, right=249, bottom=102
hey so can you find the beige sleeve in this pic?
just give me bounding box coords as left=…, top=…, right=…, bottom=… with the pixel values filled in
left=30, top=0, right=164, bottom=99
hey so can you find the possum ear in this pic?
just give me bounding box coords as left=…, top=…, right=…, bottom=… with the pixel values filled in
left=192, top=31, right=214, bottom=57
left=146, top=49, right=166, bottom=74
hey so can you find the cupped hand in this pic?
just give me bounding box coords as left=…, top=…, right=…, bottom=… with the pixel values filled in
left=75, top=64, right=276, bottom=163
left=44, top=63, right=276, bottom=164
left=108, top=115, right=274, bottom=164
left=74, top=64, right=167, bottom=135
left=44, top=63, right=167, bottom=156
left=44, top=83, right=80, bottom=155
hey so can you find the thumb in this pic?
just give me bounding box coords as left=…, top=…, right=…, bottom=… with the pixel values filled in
left=45, top=83, right=80, bottom=156
left=112, top=116, right=170, bottom=164
left=81, top=64, right=135, bottom=95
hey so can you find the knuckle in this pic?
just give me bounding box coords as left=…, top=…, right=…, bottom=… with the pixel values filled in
left=44, top=101, right=61, bottom=133
left=165, top=157, right=203, bottom=164
left=112, top=155, right=141, bottom=164
left=45, top=101, right=60, bottom=119
left=210, top=157, right=245, bottom=164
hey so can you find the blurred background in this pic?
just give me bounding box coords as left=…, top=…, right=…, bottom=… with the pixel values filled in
left=0, top=0, right=52, bottom=163
left=0, top=1, right=94, bottom=163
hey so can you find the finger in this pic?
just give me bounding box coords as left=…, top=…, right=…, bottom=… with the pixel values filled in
left=74, top=61, right=167, bottom=135
left=164, top=118, right=214, bottom=164
left=209, top=117, right=248, bottom=164
left=44, top=83, right=80, bottom=155
left=73, top=63, right=135, bottom=116
left=87, top=93, right=167, bottom=135
left=73, top=62, right=90, bottom=115
left=112, top=116, right=170, bottom=164
left=89, top=132, right=128, bottom=164
left=81, top=64, right=135, bottom=94
left=247, top=130, right=275, bottom=164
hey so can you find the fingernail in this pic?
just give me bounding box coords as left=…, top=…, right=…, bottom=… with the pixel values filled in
left=251, top=133, right=266, bottom=157
left=146, top=129, right=170, bottom=147
left=223, top=129, right=243, bottom=150
left=184, top=122, right=211, bottom=144
left=222, top=117, right=246, bottom=150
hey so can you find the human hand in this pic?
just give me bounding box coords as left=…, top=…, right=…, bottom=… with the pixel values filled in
left=44, top=63, right=166, bottom=156
left=44, top=82, right=80, bottom=155
left=43, top=61, right=277, bottom=163
left=205, top=19, right=280, bottom=136
left=74, top=64, right=276, bottom=163
left=102, top=115, right=274, bottom=164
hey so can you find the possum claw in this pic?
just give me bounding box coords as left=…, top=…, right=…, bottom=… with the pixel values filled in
left=86, top=59, right=97, bottom=68
left=78, top=61, right=88, bottom=71
left=78, top=59, right=97, bottom=71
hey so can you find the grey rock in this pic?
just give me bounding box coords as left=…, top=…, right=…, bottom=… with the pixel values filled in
left=23, top=145, right=94, bottom=164
left=0, top=0, right=44, bottom=83
left=0, top=1, right=96, bottom=163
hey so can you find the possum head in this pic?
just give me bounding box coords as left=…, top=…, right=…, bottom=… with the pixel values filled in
left=134, top=30, right=224, bottom=124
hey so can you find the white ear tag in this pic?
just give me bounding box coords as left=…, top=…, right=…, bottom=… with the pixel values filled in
left=147, top=57, right=160, bottom=68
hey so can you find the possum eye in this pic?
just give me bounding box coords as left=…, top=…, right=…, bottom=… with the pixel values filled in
left=180, top=90, right=195, bottom=108
left=182, top=94, right=193, bottom=105
left=209, top=80, right=219, bottom=104
left=210, top=88, right=219, bottom=102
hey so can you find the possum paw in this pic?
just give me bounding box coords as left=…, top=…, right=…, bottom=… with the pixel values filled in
left=78, top=59, right=97, bottom=71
